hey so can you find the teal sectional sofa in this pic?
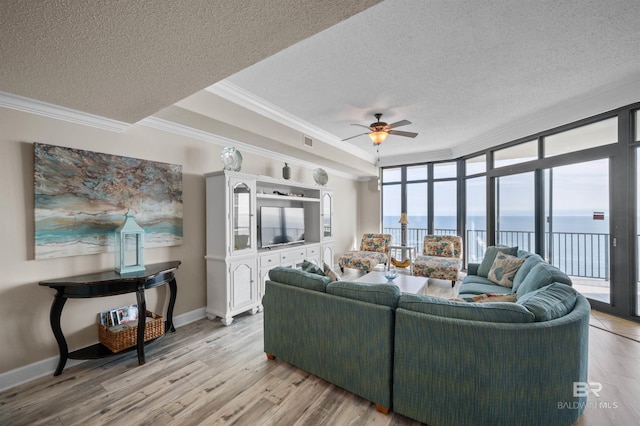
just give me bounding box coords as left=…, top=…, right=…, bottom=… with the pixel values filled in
left=263, top=258, right=590, bottom=425
left=263, top=267, right=400, bottom=413
left=459, top=247, right=573, bottom=299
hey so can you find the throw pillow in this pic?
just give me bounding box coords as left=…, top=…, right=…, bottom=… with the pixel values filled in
left=301, top=260, right=325, bottom=276
left=399, top=294, right=535, bottom=323
left=268, top=267, right=330, bottom=292
left=323, top=262, right=341, bottom=282
left=516, top=283, right=578, bottom=321
left=424, top=241, right=454, bottom=257
left=488, top=253, right=525, bottom=288
left=477, top=245, right=518, bottom=277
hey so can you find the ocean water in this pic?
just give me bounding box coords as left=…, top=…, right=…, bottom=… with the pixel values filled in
left=35, top=215, right=183, bottom=259
left=35, top=219, right=183, bottom=245
left=384, top=215, right=610, bottom=234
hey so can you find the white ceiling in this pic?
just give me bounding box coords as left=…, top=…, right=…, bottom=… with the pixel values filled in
left=2, top=0, right=640, bottom=174
left=221, top=0, right=640, bottom=166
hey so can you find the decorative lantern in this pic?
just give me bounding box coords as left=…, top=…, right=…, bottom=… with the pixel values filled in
left=115, top=210, right=145, bottom=275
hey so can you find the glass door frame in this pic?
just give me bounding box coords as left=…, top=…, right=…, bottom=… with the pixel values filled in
left=383, top=104, right=640, bottom=321
left=487, top=140, right=621, bottom=312
left=543, top=159, right=612, bottom=304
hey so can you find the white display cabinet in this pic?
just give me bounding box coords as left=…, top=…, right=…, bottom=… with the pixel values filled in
left=205, top=170, right=333, bottom=325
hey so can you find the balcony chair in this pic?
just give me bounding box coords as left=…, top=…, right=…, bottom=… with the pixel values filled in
left=339, top=233, right=392, bottom=273
left=412, top=235, right=463, bottom=287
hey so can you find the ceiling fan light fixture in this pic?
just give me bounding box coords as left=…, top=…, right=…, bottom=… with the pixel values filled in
left=369, top=131, right=388, bottom=145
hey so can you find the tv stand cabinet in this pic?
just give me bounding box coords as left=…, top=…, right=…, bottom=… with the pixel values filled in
left=204, top=170, right=333, bottom=325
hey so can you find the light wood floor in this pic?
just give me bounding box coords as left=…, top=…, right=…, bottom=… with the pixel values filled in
left=1, top=280, right=639, bottom=425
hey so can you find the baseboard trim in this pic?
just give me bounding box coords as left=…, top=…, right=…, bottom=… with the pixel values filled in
left=0, top=307, right=207, bottom=392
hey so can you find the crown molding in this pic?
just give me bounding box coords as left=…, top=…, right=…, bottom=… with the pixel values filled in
left=139, top=116, right=361, bottom=180
left=0, top=91, right=129, bottom=133
left=206, top=80, right=378, bottom=164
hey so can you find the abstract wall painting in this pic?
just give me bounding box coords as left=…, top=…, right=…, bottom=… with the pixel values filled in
left=34, top=143, right=183, bottom=259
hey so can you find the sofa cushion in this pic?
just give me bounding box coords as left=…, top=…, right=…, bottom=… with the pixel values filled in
left=487, top=253, right=525, bottom=288
left=512, top=253, right=544, bottom=293
left=327, top=281, right=401, bottom=308
left=477, top=246, right=518, bottom=277
left=424, top=241, right=454, bottom=257
left=515, top=262, right=572, bottom=298
left=458, top=279, right=513, bottom=297
left=516, top=283, right=578, bottom=321
left=398, top=294, right=535, bottom=323
left=456, top=293, right=518, bottom=303
left=268, top=266, right=330, bottom=292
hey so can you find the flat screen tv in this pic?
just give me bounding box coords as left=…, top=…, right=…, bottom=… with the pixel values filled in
left=260, top=206, right=305, bottom=248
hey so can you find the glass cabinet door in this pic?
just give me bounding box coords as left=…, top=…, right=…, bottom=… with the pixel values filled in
left=322, top=192, right=332, bottom=239
left=231, top=180, right=254, bottom=253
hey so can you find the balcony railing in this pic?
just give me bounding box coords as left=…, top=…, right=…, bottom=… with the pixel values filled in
left=383, top=227, right=610, bottom=280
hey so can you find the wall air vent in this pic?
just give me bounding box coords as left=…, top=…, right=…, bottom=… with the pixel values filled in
left=303, top=136, right=313, bottom=148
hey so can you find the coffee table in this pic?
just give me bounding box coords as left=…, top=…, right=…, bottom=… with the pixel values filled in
left=354, top=271, right=428, bottom=294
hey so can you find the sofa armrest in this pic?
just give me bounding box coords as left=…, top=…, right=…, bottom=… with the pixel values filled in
left=467, top=262, right=480, bottom=275
left=392, top=295, right=590, bottom=425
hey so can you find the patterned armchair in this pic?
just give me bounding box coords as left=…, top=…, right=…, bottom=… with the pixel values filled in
left=412, top=235, right=463, bottom=286
left=339, top=233, right=392, bottom=273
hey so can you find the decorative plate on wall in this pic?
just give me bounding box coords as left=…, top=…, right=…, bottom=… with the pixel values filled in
left=313, top=168, right=328, bottom=186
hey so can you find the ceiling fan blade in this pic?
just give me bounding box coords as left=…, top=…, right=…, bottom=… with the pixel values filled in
left=351, top=123, right=372, bottom=130
left=388, top=130, right=418, bottom=138
left=342, top=132, right=369, bottom=141
left=386, top=119, right=411, bottom=129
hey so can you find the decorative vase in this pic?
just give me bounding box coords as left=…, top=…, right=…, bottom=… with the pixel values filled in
left=283, top=163, right=291, bottom=180
left=220, top=147, right=242, bottom=172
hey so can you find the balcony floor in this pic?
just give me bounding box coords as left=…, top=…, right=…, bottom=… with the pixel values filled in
left=572, top=276, right=611, bottom=304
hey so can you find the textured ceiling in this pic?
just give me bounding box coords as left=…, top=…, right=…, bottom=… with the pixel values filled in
left=2, top=0, right=640, bottom=171
left=224, top=0, right=640, bottom=165
left=0, top=0, right=380, bottom=123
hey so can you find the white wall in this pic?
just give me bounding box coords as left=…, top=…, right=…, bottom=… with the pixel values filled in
left=0, top=105, right=369, bottom=381
left=357, top=178, right=383, bottom=241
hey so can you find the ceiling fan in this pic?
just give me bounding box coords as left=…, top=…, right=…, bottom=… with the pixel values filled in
left=342, top=113, right=418, bottom=145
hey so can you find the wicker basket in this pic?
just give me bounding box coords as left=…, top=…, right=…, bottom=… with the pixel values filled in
left=98, top=310, right=164, bottom=353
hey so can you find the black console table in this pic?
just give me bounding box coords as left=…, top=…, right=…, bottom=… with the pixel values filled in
left=39, top=260, right=181, bottom=376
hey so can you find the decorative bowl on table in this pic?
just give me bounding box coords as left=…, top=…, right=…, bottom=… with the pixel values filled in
left=383, top=269, right=399, bottom=281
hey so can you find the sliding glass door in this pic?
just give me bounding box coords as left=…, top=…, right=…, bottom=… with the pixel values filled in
left=545, top=159, right=611, bottom=304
